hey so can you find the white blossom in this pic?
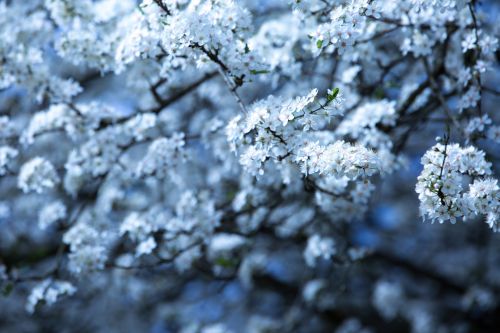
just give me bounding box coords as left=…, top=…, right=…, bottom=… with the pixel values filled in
left=0, top=146, right=18, bottom=176
left=461, top=31, right=477, bottom=53
left=0, top=0, right=499, bottom=328
left=486, top=125, right=500, bottom=143
left=38, top=201, right=67, bottom=229
left=459, top=86, right=481, bottom=112
left=373, top=281, right=404, bottom=320
left=303, top=234, right=336, bottom=267
left=26, top=279, right=76, bottom=314
left=136, top=133, right=187, bottom=179
left=136, top=236, right=157, bottom=257
left=18, top=157, right=59, bottom=193
left=416, top=143, right=498, bottom=227
left=465, top=115, right=492, bottom=137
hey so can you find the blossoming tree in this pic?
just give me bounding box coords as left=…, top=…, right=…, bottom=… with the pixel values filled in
left=0, top=0, right=499, bottom=332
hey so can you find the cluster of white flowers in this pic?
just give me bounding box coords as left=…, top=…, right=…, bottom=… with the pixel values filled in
left=398, top=1, right=460, bottom=57
left=38, top=201, right=67, bottom=229
left=401, top=30, right=436, bottom=57
left=238, top=145, right=268, bottom=176
left=295, top=140, right=380, bottom=179
left=169, top=191, right=222, bottom=271
left=249, top=14, right=303, bottom=81
left=416, top=143, right=499, bottom=229
left=372, top=280, right=405, bottom=320
left=269, top=203, right=316, bottom=238
left=464, top=115, right=492, bottom=139
left=410, top=0, right=467, bottom=11
left=227, top=88, right=388, bottom=227
left=0, top=146, right=18, bottom=176
left=120, top=191, right=221, bottom=269
left=374, top=278, right=437, bottom=333
left=22, top=103, right=121, bottom=145
left=336, top=99, right=407, bottom=174
left=63, top=214, right=112, bottom=274
left=0, top=0, right=499, bottom=326
left=47, top=0, right=136, bottom=72
left=227, top=89, right=321, bottom=172
left=227, top=89, right=380, bottom=183
left=0, top=1, right=82, bottom=102
left=136, top=133, right=187, bottom=179
left=63, top=128, right=125, bottom=195
left=26, top=279, right=76, bottom=313
left=43, top=0, right=264, bottom=82
left=314, top=178, right=376, bottom=221
left=336, top=100, right=397, bottom=149
left=303, top=234, right=336, bottom=267
left=308, top=0, right=380, bottom=56
left=459, top=86, right=481, bottom=112
left=467, top=179, right=499, bottom=231
left=63, top=113, right=157, bottom=196
left=120, top=210, right=163, bottom=257
left=115, top=0, right=265, bottom=80
left=22, top=104, right=74, bottom=145
left=0, top=116, right=16, bottom=139
left=18, top=157, right=59, bottom=193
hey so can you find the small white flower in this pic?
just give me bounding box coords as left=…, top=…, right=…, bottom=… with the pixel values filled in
left=461, top=31, right=477, bottom=53
left=303, top=234, right=336, bottom=267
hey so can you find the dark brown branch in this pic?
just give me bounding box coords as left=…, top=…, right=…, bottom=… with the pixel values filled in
left=152, top=0, right=171, bottom=15
left=149, top=71, right=217, bottom=113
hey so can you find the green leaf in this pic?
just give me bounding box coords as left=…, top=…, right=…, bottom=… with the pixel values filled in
left=2, top=283, right=13, bottom=297
left=327, top=87, right=340, bottom=101
left=226, top=189, right=237, bottom=201
left=316, top=39, right=323, bottom=49
left=250, top=69, right=270, bottom=75
left=374, top=87, right=385, bottom=99
left=215, top=257, right=236, bottom=268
